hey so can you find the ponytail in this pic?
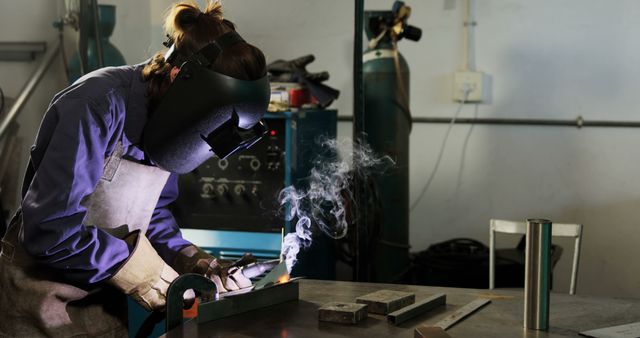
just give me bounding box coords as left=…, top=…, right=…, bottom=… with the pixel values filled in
left=141, top=52, right=172, bottom=113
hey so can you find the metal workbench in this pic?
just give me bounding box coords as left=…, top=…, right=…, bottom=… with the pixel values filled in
left=164, top=279, right=640, bottom=337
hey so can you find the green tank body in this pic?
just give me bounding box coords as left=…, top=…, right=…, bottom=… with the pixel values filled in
left=363, top=43, right=411, bottom=282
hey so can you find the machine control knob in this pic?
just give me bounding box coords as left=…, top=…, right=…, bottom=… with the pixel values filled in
left=217, top=184, right=229, bottom=196
left=266, top=146, right=282, bottom=171
left=202, top=183, right=214, bottom=195
left=250, top=159, right=261, bottom=171
left=218, top=159, right=229, bottom=170
left=251, top=185, right=260, bottom=197
left=234, top=184, right=246, bottom=196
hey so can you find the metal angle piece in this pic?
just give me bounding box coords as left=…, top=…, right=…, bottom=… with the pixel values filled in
left=414, top=326, right=453, bottom=338
left=387, top=293, right=446, bottom=325
left=253, top=261, right=288, bottom=290
left=434, top=298, right=491, bottom=330
left=414, top=298, right=490, bottom=338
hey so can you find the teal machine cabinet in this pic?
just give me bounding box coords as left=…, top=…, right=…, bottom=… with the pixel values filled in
left=176, top=109, right=337, bottom=279
left=128, top=109, right=338, bottom=337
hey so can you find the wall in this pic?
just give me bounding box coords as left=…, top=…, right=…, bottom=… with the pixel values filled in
left=0, top=0, right=68, bottom=207
left=218, top=0, right=640, bottom=298
left=0, top=0, right=152, bottom=206
left=2, top=0, right=638, bottom=299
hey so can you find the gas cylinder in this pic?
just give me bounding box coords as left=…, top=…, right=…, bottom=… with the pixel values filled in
left=362, top=3, right=420, bottom=282
left=68, top=4, right=126, bottom=83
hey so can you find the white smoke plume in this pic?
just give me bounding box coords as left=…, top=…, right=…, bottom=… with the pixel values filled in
left=279, top=138, right=393, bottom=272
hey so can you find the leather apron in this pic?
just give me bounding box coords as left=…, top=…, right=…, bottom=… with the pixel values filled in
left=0, top=143, right=170, bottom=337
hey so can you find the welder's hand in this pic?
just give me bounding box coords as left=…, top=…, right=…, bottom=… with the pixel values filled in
left=200, top=253, right=256, bottom=292
left=174, top=246, right=256, bottom=294
left=108, top=231, right=179, bottom=312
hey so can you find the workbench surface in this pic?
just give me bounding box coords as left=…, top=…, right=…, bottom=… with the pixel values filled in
left=164, top=279, right=640, bottom=338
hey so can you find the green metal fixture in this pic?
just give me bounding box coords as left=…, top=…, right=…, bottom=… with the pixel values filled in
left=362, top=1, right=421, bottom=283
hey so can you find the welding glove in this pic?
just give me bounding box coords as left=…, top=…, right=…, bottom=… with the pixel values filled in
left=174, top=245, right=255, bottom=293
left=107, top=231, right=180, bottom=312
left=267, top=55, right=329, bottom=82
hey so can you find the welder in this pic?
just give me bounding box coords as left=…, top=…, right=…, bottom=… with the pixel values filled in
left=0, top=1, right=269, bottom=336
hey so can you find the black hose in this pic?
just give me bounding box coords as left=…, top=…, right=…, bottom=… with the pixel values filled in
left=90, top=0, right=104, bottom=68
left=58, top=26, right=70, bottom=83
left=0, top=198, right=6, bottom=239
left=0, top=85, right=4, bottom=115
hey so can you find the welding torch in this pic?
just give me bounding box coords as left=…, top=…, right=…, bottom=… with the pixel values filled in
left=235, top=259, right=281, bottom=279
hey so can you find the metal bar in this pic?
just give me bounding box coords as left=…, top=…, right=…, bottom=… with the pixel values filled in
left=489, top=227, right=495, bottom=290
left=90, top=0, right=104, bottom=68
left=435, top=298, right=491, bottom=330
left=387, top=293, right=446, bottom=325
left=0, top=42, right=60, bottom=140
left=570, top=227, right=582, bottom=295
left=197, top=281, right=299, bottom=324
left=337, top=115, right=640, bottom=128
left=524, top=219, right=552, bottom=330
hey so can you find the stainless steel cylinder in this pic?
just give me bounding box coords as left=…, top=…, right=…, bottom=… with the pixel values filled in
left=524, top=218, right=552, bottom=330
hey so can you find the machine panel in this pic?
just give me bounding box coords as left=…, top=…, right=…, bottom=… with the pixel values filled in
left=173, top=118, right=287, bottom=233
left=173, top=109, right=338, bottom=280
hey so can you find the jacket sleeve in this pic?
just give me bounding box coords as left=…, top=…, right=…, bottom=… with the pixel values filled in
left=21, top=96, right=131, bottom=285
left=145, top=173, right=193, bottom=265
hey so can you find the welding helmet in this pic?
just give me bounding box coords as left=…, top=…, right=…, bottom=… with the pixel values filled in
left=143, top=31, right=270, bottom=174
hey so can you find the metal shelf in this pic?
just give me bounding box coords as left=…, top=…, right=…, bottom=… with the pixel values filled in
left=0, top=42, right=46, bottom=61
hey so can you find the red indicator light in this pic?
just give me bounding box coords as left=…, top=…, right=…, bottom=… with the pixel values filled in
left=270, top=130, right=277, bottom=136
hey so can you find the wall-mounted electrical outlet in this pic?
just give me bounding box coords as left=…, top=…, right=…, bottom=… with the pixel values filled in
left=453, top=71, right=487, bottom=103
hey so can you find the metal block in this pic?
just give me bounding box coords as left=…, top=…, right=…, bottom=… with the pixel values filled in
left=318, top=302, right=368, bottom=324
left=356, top=289, right=415, bottom=314
left=387, top=293, right=446, bottom=325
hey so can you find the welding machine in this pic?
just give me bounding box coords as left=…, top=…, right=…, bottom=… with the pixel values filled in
left=174, top=109, right=338, bottom=279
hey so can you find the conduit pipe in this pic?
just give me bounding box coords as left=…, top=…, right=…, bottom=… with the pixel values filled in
left=0, top=41, right=60, bottom=140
